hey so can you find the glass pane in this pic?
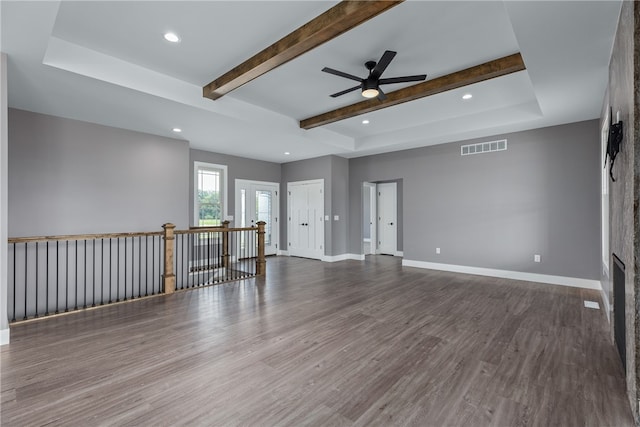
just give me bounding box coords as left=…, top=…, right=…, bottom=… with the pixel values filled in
left=198, top=169, right=221, bottom=225
left=255, top=190, right=272, bottom=246
left=198, top=205, right=221, bottom=227
left=240, top=189, right=246, bottom=228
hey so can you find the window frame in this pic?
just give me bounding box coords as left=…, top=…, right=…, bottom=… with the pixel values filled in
left=193, top=162, right=228, bottom=227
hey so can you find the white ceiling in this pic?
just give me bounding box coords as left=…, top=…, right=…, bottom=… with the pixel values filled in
left=1, top=1, right=622, bottom=163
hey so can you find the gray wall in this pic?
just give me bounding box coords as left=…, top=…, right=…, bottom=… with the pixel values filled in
left=279, top=155, right=350, bottom=257
left=330, top=156, right=349, bottom=255
left=8, top=109, right=189, bottom=236
left=349, top=120, right=600, bottom=280
left=189, top=149, right=281, bottom=227
left=280, top=156, right=333, bottom=256
left=604, top=0, right=638, bottom=418
left=1, top=53, right=8, bottom=339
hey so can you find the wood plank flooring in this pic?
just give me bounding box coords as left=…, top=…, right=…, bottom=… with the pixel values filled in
left=1, top=256, right=634, bottom=426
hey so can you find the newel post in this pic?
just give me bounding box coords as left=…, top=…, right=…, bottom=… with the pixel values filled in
left=256, top=221, right=266, bottom=276
left=221, top=220, right=230, bottom=269
left=162, top=223, right=176, bottom=294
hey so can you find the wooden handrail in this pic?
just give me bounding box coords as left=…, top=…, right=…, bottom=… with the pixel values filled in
left=162, top=223, right=176, bottom=294
left=8, top=220, right=267, bottom=322
left=256, top=221, right=266, bottom=276
left=8, top=230, right=163, bottom=244
left=175, top=226, right=258, bottom=234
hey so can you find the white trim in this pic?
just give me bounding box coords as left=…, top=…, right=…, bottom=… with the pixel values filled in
left=402, top=260, right=602, bottom=290
left=194, top=161, right=228, bottom=227
left=287, top=179, right=325, bottom=261
left=323, top=253, right=365, bottom=262
left=277, top=250, right=289, bottom=256
left=363, top=238, right=371, bottom=243
left=395, top=251, right=403, bottom=257
left=236, top=178, right=280, bottom=187
left=235, top=179, right=280, bottom=255
left=363, top=182, right=377, bottom=255
left=600, top=283, right=611, bottom=323
left=0, top=328, right=9, bottom=346
left=377, top=182, right=397, bottom=255
left=288, top=178, right=325, bottom=187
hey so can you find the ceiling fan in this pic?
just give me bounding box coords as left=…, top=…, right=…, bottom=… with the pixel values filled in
left=322, top=50, right=427, bottom=101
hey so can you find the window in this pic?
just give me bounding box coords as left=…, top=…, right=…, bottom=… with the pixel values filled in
left=194, top=162, right=227, bottom=227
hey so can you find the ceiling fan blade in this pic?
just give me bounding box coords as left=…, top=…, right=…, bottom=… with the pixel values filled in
left=330, top=85, right=362, bottom=98
left=322, top=67, right=362, bottom=82
left=379, top=74, right=427, bottom=85
left=371, top=50, right=396, bottom=78
left=376, top=87, right=387, bottom=101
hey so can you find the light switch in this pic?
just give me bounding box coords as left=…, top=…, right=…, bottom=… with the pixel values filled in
left=324, top=215, right=329, bottom=221
left=334, top=215, right=339, bottom=221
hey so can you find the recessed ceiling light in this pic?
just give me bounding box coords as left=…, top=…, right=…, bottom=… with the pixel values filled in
left=462, top=93, right=473, bottom=100
left=164, top=32, right=180, bottom=43
left=284, top=152, right=290, bottom=155
left=172, top=128, right=182, bottom=133
left=362, top=119, right=370, bottom=124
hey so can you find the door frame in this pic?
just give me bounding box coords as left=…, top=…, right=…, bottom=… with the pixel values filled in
left=377, top=182, right=398, bottom=256
left=234, top=179, right=280, bottom=255
left=363, top=182, right=377, bottom=255
left=287, top=179, right=325, bottom=260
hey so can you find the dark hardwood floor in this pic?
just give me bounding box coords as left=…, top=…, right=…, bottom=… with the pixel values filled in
left=1, top=256, right=634, bottom=426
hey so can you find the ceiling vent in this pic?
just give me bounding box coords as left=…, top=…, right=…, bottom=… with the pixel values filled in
left=461, top=139, right=507, bottom=156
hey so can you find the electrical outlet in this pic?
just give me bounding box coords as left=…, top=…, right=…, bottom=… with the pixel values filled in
left=334, top=215, right=339, bottom=221
left=436, top=247, right=441, bottom=254
left=534, top=254, right=541, bottom=263
left=324, top=215, right=329, bottom=221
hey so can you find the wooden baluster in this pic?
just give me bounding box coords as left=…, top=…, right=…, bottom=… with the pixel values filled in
left=162, top=223, right=176, bottom=294
left=256, top=221, right=266, bottom=276
left=221, top=220, right=230, bottom=270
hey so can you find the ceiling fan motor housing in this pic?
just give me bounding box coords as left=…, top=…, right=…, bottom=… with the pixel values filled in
left=363, top=78, right=378, bottom=90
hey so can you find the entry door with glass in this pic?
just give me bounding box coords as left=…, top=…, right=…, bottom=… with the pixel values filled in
left=236, top=180, right=279, bottom=256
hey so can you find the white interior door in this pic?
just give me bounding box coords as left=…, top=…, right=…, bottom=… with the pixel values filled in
left=377, top=182, right=397, bottom=255
left=288, top=180, right=324, bottom=260
left=236, top=180, right=279, bottom=256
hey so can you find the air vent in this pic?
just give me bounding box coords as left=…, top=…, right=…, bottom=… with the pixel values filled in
left=461, top=139, right=507, bottom=156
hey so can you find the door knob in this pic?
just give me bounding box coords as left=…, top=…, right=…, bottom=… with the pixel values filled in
left=389, top=222, right=394, bottom=225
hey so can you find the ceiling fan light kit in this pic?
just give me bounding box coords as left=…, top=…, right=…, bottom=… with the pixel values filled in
left=362, top=79, right=379, bottom=98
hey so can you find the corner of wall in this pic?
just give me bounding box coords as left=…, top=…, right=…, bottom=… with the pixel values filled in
left=1, top=53, right=9, bottom=337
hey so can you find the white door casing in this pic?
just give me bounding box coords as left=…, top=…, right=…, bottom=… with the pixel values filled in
left=288, top=179, right=324, bottom=260
left=235, top=180, right=279, bottom=256
left=364, top=182, right=377, bottom=255
left=377, top=182, right=397, bottom=255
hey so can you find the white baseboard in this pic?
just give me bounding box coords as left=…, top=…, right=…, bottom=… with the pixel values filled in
left=600, top=284, right=611, bottom=323
left=395, top=251, right=403, bottom=257
left=402, top=259, right=602, bottom=290
left=0, top=328, right=9, bottom=346
left=323, top=253, right=365, bottom=262
left=277, top=250, right=289, bottom=256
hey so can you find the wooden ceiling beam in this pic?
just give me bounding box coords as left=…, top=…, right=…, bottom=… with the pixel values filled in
left=203, top=0, right=404, bottom=101
left=300, top=53, right=526, bottom=130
